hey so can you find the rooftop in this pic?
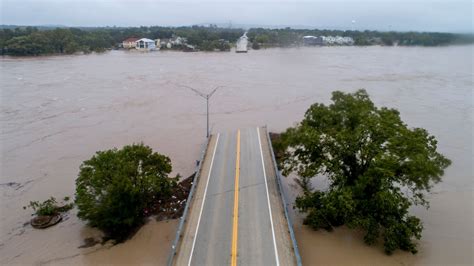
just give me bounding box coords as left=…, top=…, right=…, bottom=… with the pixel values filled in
left=123, top=37, right=140, bottom=42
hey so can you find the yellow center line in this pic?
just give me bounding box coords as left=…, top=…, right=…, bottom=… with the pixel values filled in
left=231, top=130, right=241, bottom=266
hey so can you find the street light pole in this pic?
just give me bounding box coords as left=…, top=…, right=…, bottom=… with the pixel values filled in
left=206, top=95, right=209, bottom=138
left=180, top=85, right=221, bottom=138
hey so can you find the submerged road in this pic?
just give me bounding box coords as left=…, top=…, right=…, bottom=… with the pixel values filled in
left=174, top=127, right=295, bottom=266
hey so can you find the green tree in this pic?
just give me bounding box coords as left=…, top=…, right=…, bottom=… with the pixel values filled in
left=75, top=143, right=176, bottom=240
left=275, top=89, right=451, bottom=254
left=255, top=34, right=270, bottom=44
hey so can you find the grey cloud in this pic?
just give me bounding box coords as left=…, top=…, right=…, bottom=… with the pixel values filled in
left=1, top=0, right=472, bottom=32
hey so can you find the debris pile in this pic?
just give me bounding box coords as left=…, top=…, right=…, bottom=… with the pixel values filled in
left=149, top=173, right=195, bottom=221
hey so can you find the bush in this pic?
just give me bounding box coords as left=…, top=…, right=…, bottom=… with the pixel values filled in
left=252, top=42, right=260, bottom=50
left=75, top=143, right=176, bottom=240
left=24, top=196, right=73, bottom=216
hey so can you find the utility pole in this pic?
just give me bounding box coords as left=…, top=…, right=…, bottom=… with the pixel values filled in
left=181, top=85, right=221, bottom=138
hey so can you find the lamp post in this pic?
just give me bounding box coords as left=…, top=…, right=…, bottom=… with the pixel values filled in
left=181, top=85, right=221, bottom=138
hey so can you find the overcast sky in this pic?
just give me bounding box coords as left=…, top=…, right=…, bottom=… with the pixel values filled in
left=1, top=0, right=473, bottom=32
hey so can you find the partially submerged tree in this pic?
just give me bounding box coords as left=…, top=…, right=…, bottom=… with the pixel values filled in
left=275, top=89, right=451, bottom=254
left=75, top=143, right=176, bottom=240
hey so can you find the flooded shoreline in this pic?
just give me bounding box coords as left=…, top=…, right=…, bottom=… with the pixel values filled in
left=1, top=46, right=473, bottom=264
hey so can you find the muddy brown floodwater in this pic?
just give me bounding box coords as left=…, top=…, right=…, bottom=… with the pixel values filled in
left=1, top=46, right=473, bottom=265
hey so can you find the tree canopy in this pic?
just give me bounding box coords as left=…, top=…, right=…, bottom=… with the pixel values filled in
left=274, top=89, right=451, bottom=254
left=75, top=143, right=176, bottom=240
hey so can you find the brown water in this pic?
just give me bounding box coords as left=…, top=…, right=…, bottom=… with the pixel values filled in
left=1, top=46, right=473, bottom=265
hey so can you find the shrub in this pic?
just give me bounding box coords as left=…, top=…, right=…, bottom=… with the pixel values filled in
left=24, top=196, right=74, bottom=216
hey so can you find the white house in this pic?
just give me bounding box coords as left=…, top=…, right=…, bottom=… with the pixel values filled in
left=135, top=38, right=156, bottom=50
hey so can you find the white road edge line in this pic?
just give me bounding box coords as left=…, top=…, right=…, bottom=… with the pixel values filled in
left=188, top=133, right=220, bottom=266
left=257, top=127, right=280, bottom=266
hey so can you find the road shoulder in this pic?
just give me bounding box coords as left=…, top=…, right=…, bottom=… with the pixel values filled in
left=173, top=135, right=218, bottom=266
left=259, top=127, right=297, bottom=266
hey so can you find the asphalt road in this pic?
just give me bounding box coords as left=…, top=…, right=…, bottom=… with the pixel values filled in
left=188, top=127, right=279, bottom=265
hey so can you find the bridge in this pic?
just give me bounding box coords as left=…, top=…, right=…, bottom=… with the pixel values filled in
left=168, top=127, right=301, bottom=266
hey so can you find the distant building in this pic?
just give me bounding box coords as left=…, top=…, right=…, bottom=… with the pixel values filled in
left=122, top=37, right=140, bottom=49
left=171, top=36, right=187, bottom=46
left=158, top=36, right=187, bottom=50
left=154, top=39, right=161, bottom=50
left=303, top=36, right=323, bottom=46
left=321, top=36, right=354, bottom=46
left=159, top=38, right=170, bottom=49
left=135, top=38, right=156, bottom=50
left=342, top=36, right=354, bottom=45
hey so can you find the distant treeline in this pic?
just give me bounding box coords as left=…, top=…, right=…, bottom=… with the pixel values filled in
left=0, top=25, right=244, bottom=56
left=248, top=28, right=474, bottom=47
left=1, top=25, right=473, bottom=56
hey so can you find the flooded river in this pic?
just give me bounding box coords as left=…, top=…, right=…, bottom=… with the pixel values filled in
left=1, top=46, right=473, bottom=265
